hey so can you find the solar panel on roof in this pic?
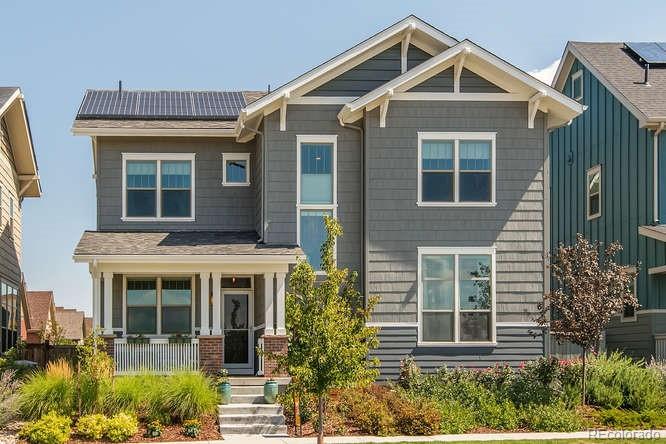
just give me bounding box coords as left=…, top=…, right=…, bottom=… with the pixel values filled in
left=625, top=42, right=666, bottom=65
left=76, top=90, right=246, bottom=120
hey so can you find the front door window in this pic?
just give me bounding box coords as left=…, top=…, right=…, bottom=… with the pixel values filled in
left=224, top=293, right=250, bottom=365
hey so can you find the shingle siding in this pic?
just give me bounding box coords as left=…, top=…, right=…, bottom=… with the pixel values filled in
left=0, top=117, right=22, bottom=287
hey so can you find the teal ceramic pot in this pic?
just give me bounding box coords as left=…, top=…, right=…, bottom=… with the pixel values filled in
left=264, top=380, right=279, bottom=404
left=219, top=382, right=232, bottom=405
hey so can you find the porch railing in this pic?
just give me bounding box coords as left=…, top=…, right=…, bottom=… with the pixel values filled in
left=114, top=338, right=199, bottom=375
left=257, top=337, right=265, bottom=376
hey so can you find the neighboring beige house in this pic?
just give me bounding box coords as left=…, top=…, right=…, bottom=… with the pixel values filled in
left=0, top=87, right=41, bottom=353
left=55, top=306, right=90, bottom=342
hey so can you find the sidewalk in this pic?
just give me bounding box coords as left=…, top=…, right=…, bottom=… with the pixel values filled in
left=155, top=429, right=666, bottom=444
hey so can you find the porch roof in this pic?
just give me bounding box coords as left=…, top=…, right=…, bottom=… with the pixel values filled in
left=73, top=231, right=303, bottom=261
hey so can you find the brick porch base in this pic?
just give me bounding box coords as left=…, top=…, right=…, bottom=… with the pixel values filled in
left=263, top=335, right=288, bottom=377
left=199, top=335, right=224, bottom=374
left=101, top=335, right=115, bottom=358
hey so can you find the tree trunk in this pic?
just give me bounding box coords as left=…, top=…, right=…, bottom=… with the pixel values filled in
left=317, top=395, right=325, bottom=444
left=581, top=348, right=587, bottom=406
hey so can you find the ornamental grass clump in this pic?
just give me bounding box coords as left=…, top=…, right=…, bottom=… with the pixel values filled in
left=161, top=371, right=217, bottom=422
left=18, top=362, right=75, bottom=419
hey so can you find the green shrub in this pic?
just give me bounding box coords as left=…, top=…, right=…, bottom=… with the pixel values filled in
left=338, top=388, right=395, bottom=435
left=519, top=404, right=585, bottom=432
left=183, top=419, right=201, bottom=437
left=104, top=412, right=138, bottom=442
left=161, top=371, right=217, bottom=422
left=76, top=413, right=109, bottom=440
left=477, top=396, right=518, bottom=430
left=436, top=400, right=476, bottom=434
left=511, top=357, right=564, bottom=406
left=18, top=412, right=72, bottom=444
left=18, top=370, right=74, bottom=419
left=387, top=393, right=441, bottom=435
left=145, top=419, right=163, bottom=438
left=594, top=408, right=666, bottom=429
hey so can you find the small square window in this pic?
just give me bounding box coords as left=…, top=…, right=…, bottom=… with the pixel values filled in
left=571, top=70, right=583, bottom=101
left=587, top=165, right=601, bottom=220
left=222, top=153, right=250, bottom=186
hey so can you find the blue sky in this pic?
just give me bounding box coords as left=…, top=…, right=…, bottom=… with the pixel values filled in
left=2, top=0, right=665, bottom=314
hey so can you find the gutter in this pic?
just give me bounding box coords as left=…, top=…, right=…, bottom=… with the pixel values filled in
left=654, top=122, right=665, bottom=224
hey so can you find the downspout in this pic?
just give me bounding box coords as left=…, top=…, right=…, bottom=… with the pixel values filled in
left=338, top=114, right=366, bottom=298
left=654, top=122, right=665, bottom=225
left=242, top=123, right=266, bottom=241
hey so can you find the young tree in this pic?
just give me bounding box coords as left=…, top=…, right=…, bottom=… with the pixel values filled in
left=274, top=217, right=380, bottom=444
left=537, top=233, right=638, bottom=404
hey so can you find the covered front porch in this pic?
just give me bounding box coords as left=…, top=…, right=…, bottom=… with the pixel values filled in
left=73, top=231, right=301, bottom=376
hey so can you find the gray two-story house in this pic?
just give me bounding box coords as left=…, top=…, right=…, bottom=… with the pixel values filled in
left=72, top=15, right=583, bottom=377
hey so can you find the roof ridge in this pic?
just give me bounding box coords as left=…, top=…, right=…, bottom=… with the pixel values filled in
left=83, top=88, right=253, bottom=94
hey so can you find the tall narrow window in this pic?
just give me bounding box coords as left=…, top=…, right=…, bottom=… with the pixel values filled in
left=418, top=247, right=495, bottom=344
left=571, top=70, right=583, bottom=101
left=297, top=135, right=336, bottom=271
left=126, top=279, right=157, bottom=334
left=161, top=279, right=192, bottom=334
left=126, top=161, right=157, bottom=217
left=418, top=132, right=495, bottom=206
left=123, top=154, right=195, bottom=220
left=587, top=165, right=602, bottom=219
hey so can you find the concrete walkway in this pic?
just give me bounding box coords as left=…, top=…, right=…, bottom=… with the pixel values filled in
left=152, top=429, right=666, bottom=444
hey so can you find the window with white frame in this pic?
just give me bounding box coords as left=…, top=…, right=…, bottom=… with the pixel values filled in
left=418, top=247, right=496, bottom=344
left=122, top=153, right=195, bottom=220
left=418, top=132, right=496, bottom=206
left=297, top=135, right=337, bottom=271
left=571, top=70, right=583, bottom=101
left=222, top=153, right=250, bottom=186
left=587, top=165, right=601, bottom=220
left=621, top=267, right=638, bottom=322
left=125, top=277, right=193, bottom=335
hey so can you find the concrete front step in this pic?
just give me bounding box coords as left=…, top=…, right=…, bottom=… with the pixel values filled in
left=219, top=404, right=283, bottom=415
left=230, top=394, right=266, bottom=404
left=228, top=376, right=290, bottom=386
left=219, top=423, right=288, bottom=435
left=232, top=385, right=266, bottom=395
left=219, top=413, right=285, bottom=425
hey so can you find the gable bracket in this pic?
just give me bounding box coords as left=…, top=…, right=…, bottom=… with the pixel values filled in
left=400, top=24, right=415, bottom=74
left=279, top=92, right=290, bottom=132
left=453, top=50, right=469, bottom=93
left=379, top=89, right=394, bottom=128
left=528, top=91, right=545, bottom=129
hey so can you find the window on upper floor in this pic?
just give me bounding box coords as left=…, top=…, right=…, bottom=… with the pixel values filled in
left=222, top=153, right=250, bottom=186
left=122, top=153, right=195, bottom=221
left=418, top=132, right=496, bottom=207
left=587, top=165, right=602, bottom=220
left=571, top=70, right=583, bottom=101
left=418, top=246, right=496, bottom=345
left=297, top=135, right=337, bottom=272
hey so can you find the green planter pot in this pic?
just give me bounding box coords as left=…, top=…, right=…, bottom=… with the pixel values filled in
left=219, top=382, right=232, bottom=405
left=264, top=380, right=279, bottom=404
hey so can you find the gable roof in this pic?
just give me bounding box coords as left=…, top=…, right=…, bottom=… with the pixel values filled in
left=24, top=291, right=55, bottom=332
left=236, top=15, right=458, bottom=135
left=55, top=307, right=85, bottom=341
left=553, top=42, right=666, bottom=127
left=339, top=39, right=586, bottom=129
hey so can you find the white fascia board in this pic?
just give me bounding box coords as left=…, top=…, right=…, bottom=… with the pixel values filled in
left=73, top=254, right=302, bottom=264
left=71, top=126, right=239, bottom=138
left=240, top=16, right=457, bottom=122
left=0, top=88, right=22, bottom=117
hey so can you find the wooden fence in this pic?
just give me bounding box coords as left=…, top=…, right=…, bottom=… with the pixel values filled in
left=22, top=342, right=78, bottom=367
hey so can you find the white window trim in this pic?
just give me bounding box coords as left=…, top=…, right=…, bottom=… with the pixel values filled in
left=222, top=152, right=251, bottom=186
left=571, top=70, right=583, bottom=102
left=620, top=266, right=638, bottom=323
left=417, top=132, right=497, bottom=207
left=586, top=164, right=602, bottom=220
left=296, top=135, right=338, bottom=274
left=121, top=152, right=196, bottom=222
left=417, top=246, right=497, bottom=346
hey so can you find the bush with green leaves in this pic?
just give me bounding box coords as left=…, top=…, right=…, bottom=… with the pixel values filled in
left=76, top=413, right=108, bottom=440
left=436, top=400, right=476, bottom=434
left=18, top=411, right=72, bottom=444
left=519, top=403, right=585, bottom=431
left=337, top=387, right=395, bottom=435
left=593, top=408, right=666, bottom=429
left=183, top=419, right=201, bottom=437
left=104, top=412, right=139, bottom=442
left=161, top=371, right=217, bottom=422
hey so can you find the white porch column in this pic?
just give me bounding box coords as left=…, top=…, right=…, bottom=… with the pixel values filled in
left=264, top=272, right=274, bottom=335
left=92, top=271, right=101, bottom=333
left=199, top=272, right=210, bottom=336
left=275, top=272, right=286, bottom=335
left=211, top=272, right=222, bottom=336
left=102, top=271, right=113, bottom=335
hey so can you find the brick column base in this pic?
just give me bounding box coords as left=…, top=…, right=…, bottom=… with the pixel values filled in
left=101, top=335, right=115, bottom=359
left=199, top=335, right=224, bottom=375
left=263, top=335, right=288, bottom=377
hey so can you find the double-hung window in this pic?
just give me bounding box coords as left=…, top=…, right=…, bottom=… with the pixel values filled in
left=123, top=153, right=195, bottom=221
left=418, top=247, right=496, bottom=345
left=126, top=279, right=158, bottom=334
left=296, top=135, right=337, bottom=272
left=587, top=165, right=601, bottom=220
left=418, top=132, right=496, bottom=206
left=125, top=277, right=193, bottom=335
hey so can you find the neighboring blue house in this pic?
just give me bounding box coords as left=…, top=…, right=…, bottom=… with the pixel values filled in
left=551, top=42, right=666, bottom=360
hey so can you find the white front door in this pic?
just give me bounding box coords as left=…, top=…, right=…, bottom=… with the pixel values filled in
left=223, top=291, right=253, bottom=373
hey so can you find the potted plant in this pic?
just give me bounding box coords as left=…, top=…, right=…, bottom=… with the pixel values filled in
left=216, top=369, right=231, bottom=404
left=128, top=334, right=149, bottom=345
left=169, top=333, right=191, bottom=344
left=264, top=377, right=279, bottom=404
